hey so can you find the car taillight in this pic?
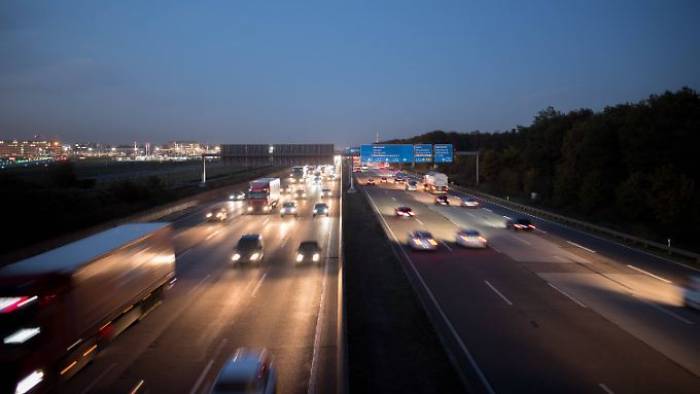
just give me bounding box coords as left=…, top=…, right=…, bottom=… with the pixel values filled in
left=0, top=296, right=38, bottom=314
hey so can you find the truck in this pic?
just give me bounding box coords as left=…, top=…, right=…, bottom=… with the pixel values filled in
left=290, top=166, right=305, bottom=183
left=423, top=171, right=448, bottom=194
left=0, top=223, right=175, bottom=394
left=246, top=177, right=281, bottom=213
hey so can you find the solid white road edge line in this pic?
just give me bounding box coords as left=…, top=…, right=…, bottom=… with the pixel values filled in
left=364, top=191, right=495, bottom=394
left=598, top=383, right=615, bottom=394
left=484, top=281, right=513, bottom=306
left=251, top=272, right=268, bottom=297
left=80, top=363, right=117, bottom=394
left=626, top=264, right=672, bottom=284
left=548, top=282, right=587, bottom=308
left=189, top=359, right=214, bottom=394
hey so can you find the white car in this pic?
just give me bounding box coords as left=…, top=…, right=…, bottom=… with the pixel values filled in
left=405, top=181, right=417, bottom=191
left=229, top=191, right=246, bottom=201
left=280, top=201, right=298, bottom=217
left=408, top=231, right=438, bottom=251
left=683, top=276, right=700, bottom=310
left=460, top=197, right=480, bottom=208
left=313, top=203, right=329, bottom=217
left=455, top=229, right=488, bottom=248
left=210, top=348, right=276, bottom=394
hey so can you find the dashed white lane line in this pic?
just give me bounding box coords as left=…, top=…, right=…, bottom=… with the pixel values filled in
left=548, top=282, right=587, bottom=308
left=483, top=208, right=493, bottom=213
left=599, top=383, right=614, bottom=394
left=189, top=360, right=214, bottom=394
left=637, top=298, right=694, bottom=325
left=552, top=255, right=570, bottom=263
left=251, top=272, right=268, bottom=297
left=626, top=264, right=672, bottom=284
left=484, top=281, right=513, bottom=306
left=262, top=217, right=270, bottom=225
left=511, top=236, right=531, bottom=246
left=415, top=218, right=425, bottom=225
left=391, top=197, right=397, bottom=201
left=129, top=379, right=144, bottom=394
left=566, top=240, right=596, bottom=254
left=440, top=241, right=453, bottom=253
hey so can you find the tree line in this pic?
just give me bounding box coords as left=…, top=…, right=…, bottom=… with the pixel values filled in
left=387, top=87, right=700, bottom=249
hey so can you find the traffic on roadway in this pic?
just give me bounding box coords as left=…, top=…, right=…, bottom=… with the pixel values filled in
left=0, top=163, right=342, bottom=394
left=356, top=168, right=700, bottom=393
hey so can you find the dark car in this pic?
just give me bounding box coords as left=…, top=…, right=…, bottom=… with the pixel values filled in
left=506, top=218, right=536, bottom=231
left=206, top=207, right=230, bottom=222
left=366, top=178, right=376, bottom=186
left=380, top=176, right=388, bottom=183
left=435, top=195, right=449, bottom=206
left=394, top=206, right=415, bottom=217
left=231, top=234, right=264, bottom=264
left=313, top=202, right=329, bottom=217
left=210, top=348, right=276, bottom=394
left=295, top=241, right=322, bottom=264
left=394, top=175, right=405, bottom=183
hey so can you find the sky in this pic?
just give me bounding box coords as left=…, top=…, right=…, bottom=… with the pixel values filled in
left=1, top=0, right=699, bottom=147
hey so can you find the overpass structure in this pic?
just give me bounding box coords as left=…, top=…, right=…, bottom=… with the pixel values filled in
left=221, top=144, right=335, bottom=166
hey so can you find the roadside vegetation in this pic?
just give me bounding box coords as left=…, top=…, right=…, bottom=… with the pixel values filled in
left=0, top=161, right=272, bottom=255
left=388, top=87, right=699, bottom=250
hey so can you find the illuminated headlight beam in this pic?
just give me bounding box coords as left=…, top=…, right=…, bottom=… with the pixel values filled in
left=15, top=370, right=44, bottom=394
left=4, top=327, right=40, bottom=344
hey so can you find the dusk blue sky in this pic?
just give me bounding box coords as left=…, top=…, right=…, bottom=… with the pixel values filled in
left=1, top=0, right=699, bottom=147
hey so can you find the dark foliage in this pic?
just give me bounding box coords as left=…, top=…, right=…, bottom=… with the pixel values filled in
left=388, top=88, right=700, bottom=248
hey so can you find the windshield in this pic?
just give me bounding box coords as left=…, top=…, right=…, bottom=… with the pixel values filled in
left=248, top=191, right=268, bottom=199
left=237, top=239, right=260, bottom=250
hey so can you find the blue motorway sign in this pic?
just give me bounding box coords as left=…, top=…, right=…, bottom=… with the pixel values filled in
left=434, top=144, right=454, bottom=163
left=414, top=144, right=433, bottom=163
left=345, top=147, right=360, bottom=156
left=360, top=144, right=414, bottom=163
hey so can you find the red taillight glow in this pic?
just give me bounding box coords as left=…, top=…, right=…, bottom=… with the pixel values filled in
left=0, top=296, right=37, bottom=314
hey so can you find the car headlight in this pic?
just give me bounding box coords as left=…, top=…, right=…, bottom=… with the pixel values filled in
left=428, top=239, right=438, bottom=246
left=290, top=207, right=296, bottom=212
left=324, top=208, right=328, bottom=213
left=296, top=253, right=304, bottom=262
left=263, top=206, right=270, bottom=211
left=250, top=252, right=260, bottom=261
left=206, top=213, right=212, bottom=218
left=229, top=195, right=234, bottom=200
left=15, top=370, right=43, bottom=394
left=312, top=253, right=320, bottom=262
left=231, top=253, right=241, bottom=261
left=247, top=206, right=253, bottom=211
left=413, top=238, right=421, bottom=245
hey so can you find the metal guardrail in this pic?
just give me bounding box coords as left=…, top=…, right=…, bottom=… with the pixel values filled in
left=450, top=184, right=700, bottom=264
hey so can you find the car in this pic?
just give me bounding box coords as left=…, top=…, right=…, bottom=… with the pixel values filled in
left=280, top=201, right=298, bottom=217
left=295, top=241, right=322, bottom=264
left=228, top=191, right=246, bottom=201
left=206, top=207, right=230, bottom=222
left=394, top=175, right=405, bottom=183
left=460, top=197, right=480, bottom=208
left=456, top=229, right=488, bottom=248
left=506, top=217, right=536, bottom=231
left=231, top=234, right=264, bottom=264
left=313, top=202, right=329, bottom=217
left=321, top=188, right=332, bottom=198
left=210, top=348, right=276, bottom=394
left=435, top=195, right=450, bottom=206
left=366, top=178, right=376, bottom=186
left=294, top=189, right=307, bottom=199
left=380, top=176, right=388, bottom=183
left=405, top=180, right=417, bottom=191
left=394, top=206, right=415, bottom=217
left=683, top=276, right=700, bottom=310
left=313, top=176, right=322, bottom=185
left=408, top=231, right=438, bottom=250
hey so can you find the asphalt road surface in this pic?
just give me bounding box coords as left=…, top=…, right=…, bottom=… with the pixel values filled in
left=357, top=170, right=699, bottom=394
left=59, top=168, right=341, bottom=394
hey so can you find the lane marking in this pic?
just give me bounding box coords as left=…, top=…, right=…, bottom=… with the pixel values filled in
left=626, top=264, right=672, bottom=284
left=566, top=240, right=596, bottom=254
left=177, top=248, right=194, bottom=259
left=308, top=209, right=334, bottom=394
left=188, top=274, right=212, bottom=297
left=251, top=273, right=268, bottom=297
left=536, top=229, right=548, bottom=234
left=552, top=255, right=570, bottom=263
left=415, top=218, right=425, bottom=225
left=129, top=379, right=144, bottom=394
left=502, top=215, right=512, bottom=220
left=548, top=282, right=587, bottom=308
left=262, top=217, right=271, bottom=225
left=391, top=197, right=397, bottom=201
left=484, top=281, right=513, bottom=306
left=599, top=383, right=614, bottom=394
left=441, top=241, right=453, bottom=253
left=212, top=338, right=228, bottom=360
left=205, top=229, right=220, bottom=241
left=364, top=191, right=495, bottom=394
left=80, top=363, right=116, bottom=394
left=189, top=359, right=214, bottom=394
left=483, top=208, right=493, bottom=213
left=512, top=236, right=531, bottom=246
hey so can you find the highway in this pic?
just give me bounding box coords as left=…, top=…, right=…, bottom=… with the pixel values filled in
left=357, top=171, right=700, bottom=393
left=58, top=169, right=341, bottom=394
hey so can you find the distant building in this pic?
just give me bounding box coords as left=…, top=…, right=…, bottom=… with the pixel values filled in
left=0, top=139, right=62, bottom=160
